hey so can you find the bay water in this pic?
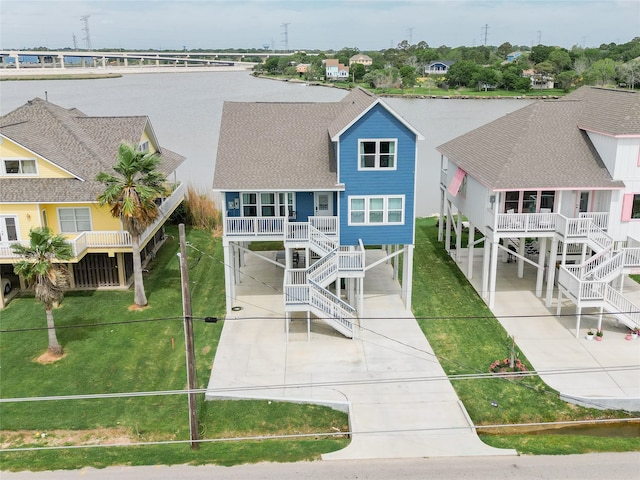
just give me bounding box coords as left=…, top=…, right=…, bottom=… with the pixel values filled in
left=0, top=71, right=532, bottom=216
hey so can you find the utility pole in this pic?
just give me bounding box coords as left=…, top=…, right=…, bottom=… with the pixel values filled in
left=407, top=27, right=414, bottom=45
left=537, top=30, right=542, bottom=45
left=281, top=23, right=290, bottom=52
left=481, top=24, right=489, bottom=46
left=178, top=224, right=199, bottom=450
left=81, top=15, right=92, bottom=50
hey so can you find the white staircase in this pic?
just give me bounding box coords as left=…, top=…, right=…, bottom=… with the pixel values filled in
left=557, top=220, right=640, bottom=332
left=283, top=222, right=364, bottom=338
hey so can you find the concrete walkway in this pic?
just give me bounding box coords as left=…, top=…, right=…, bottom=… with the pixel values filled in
left=206, top=250, right=515, bottom=459
left=454, top=248, right=640, bottom=411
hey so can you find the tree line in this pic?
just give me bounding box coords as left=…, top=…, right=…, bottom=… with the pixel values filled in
left=253, top=37, right=640, bottom=92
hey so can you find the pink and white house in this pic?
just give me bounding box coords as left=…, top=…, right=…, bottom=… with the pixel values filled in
left=437, top=87, right=640, bottom=336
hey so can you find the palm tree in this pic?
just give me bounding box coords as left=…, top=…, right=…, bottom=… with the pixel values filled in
left=12, top=228, right=73, bottom=356
left=96, top=143, right=167, bottom=307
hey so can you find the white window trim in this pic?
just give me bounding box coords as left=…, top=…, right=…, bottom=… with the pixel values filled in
left=348, top=195, right=405, bottom=226
left=240, top=192, right=296, bottom=217
left=358, top=139, right=398, bottom=171
left=57, top=207, right=93, bottom=233
left=0, top=215, right=20, bottom=242
left=1, top=157, right=38, bottom=176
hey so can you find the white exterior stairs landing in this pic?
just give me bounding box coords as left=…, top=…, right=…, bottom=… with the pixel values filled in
left=283, top=222, right=364, bottom=338
left=557, top=220, right=640, bottom=333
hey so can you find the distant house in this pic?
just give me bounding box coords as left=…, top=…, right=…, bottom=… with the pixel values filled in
left=436, top=86, right=640, bottom=336
left=522, top=68, right=555, bottom=89
left=349, top=54, right=373, bottom=66
left=213, top=88, right=424, bottom=337
left=506, top=51, right=522, bottom=62
left=325, top=58, right=350, bottom=80
left=0, top=98, right=186, bottom=307
left=425, top=60, right=455, bottom=75
left=296, top=63, right=310, bottom=74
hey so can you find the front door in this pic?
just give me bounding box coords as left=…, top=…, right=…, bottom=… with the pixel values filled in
left=314, top=192, right=332, bottom=216
left=576, top=191, right=590, bottom=215
left=0, top=216, right=18, bottom=244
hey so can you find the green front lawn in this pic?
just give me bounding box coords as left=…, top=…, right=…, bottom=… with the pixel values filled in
left=1, top=220, right=638, bottom=471
left=0, top=225, right=348, bottom=470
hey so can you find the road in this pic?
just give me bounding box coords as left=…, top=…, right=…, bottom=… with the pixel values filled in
left=2, top=452, right=639, bottom=479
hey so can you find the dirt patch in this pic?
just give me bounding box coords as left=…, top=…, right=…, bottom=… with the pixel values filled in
left=34, top=352, right=66, bottom=364
left=0, top=428, right=135, bottom=449
left=128, top=304, right=150, bottom=312
left=202, top=345, right=211, bottom=355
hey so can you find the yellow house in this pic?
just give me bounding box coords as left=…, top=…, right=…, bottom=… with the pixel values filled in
left=0, top=98, right=186, bottom=307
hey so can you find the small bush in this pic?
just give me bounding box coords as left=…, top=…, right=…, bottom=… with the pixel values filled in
left=175, top=185, right=222, bottom=234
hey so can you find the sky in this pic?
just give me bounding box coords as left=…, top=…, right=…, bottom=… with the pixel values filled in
left=1, top=0, right=638, bottom=52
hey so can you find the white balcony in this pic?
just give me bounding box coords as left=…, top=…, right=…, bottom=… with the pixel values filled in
left=0, top=183, right=185, bottom=260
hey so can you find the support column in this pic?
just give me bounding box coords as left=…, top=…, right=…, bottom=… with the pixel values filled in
left=546, top=237, right=559, bottom=307
left=117, top=252, right=126, bottom=287
left=402, top=244, right=414, bottom=311
left=517, top=237, right=525, bottom=278
left=482, top=239, right=491, bottom=299
left=575, top=306, right=582, bottom=338
left=489, top=241, right=499, bottom=308
left=58, top=54, right=65, bottom=69
left=438, top=188, right=446, bottom=242
left=11, top=54, right=20, bottom=69
left=535, top=237, right=547, bottom=297
left=393, top=244, right=399, bottom=280
left=467, top=222, right=474, bottom=279
left=223, top=242, right=234, bottom=314
left=445, top=201, right=452, bottom=255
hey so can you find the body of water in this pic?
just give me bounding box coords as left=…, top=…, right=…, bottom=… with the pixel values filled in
left=0, top=72, right=532, bottom=216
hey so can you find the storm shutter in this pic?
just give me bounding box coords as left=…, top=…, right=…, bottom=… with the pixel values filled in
left=447, top=168, right=466, bottom=196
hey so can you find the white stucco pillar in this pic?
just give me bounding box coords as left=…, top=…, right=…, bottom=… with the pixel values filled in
left=58, top=54, right=65, bottom=68
left=536, top=237, right=547, bottom=297
left=223, top=242, right=234, bottom=314
left=482, top=239, right=491, bottom=299
left=517, top=237, right=525, bottom=278
left=546, top=237, right=558, bottom=307
left=467, top=222, right=474, bottom=279
left=489, top=241, right=499, bottom=308
left=402, top=244, right=414, bottom=311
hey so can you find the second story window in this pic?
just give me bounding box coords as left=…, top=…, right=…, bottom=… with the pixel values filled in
left=359, top=140, right=397, bottom=170
left=3, top=158, right=37, bottom=175
left=137, top=141, right=150, bottom=152
left=58, top=208, right=91, bottom=233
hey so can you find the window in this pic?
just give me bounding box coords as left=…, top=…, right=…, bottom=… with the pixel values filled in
left=260, top=193, right=275, bottom=216
left=3, top=158, right=37, bottom=175
left=278, top=193, right=294, bottom=217
left=137, top=141, right=149, bottom=152
left=359, top=140, right=397, bottom=170
left=349, top=196, right=404, bottom=225
left=503, top=190, right=556, bottom=213
left=622, top=194, right=640, bottom=220
left=241, top=192, right=295, bottom=217
left=242, top=193, right=257, bottom=217
left=58, top=208, right=91, bottom=233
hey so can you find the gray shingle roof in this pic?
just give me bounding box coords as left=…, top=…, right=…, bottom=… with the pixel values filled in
left=437, top=87, right=630, bottom=191
left=566, top=86, right=640, bottom=136
left=0, top=98, right=185, bottom=203
left=214, top=88, right=380, bottom=191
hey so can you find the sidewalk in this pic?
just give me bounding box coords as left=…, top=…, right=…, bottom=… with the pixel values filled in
left=455, top=248, right=640, bottom=411
left=206, top=250, right=516, bottom=459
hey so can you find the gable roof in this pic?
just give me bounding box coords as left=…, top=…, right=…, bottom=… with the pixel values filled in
left=437, top=88, right=628, bottom=191
left=0, top=98, right=185, bottom=203
left=566, top=86, right=640, bottom=137
left=213, top=88, right=422, bottom=192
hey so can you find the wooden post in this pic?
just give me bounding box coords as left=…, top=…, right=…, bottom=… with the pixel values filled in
left=179, top=224, right=199, bottom=450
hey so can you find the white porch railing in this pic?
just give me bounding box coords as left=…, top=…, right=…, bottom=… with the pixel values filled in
left=0, top=184, right=185, bottom=260
left=224, top=216, right=285, bottom=237
left=308, top=281, right=355, bottom=337
left=495, top=211, right=557, bottom=233
left=309, top=216, right=338, bottom=235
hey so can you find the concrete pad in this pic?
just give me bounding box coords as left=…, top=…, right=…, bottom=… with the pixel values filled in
left=206, top=249, right=516, bottom=459
left=455, top=247, right=640, bottom=410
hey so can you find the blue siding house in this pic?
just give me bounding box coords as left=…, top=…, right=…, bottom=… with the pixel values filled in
left=213, top=88, right=423, bottom=337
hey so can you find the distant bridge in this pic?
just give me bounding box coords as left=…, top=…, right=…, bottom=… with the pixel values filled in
left=0, top=50, right=307, bottom=69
